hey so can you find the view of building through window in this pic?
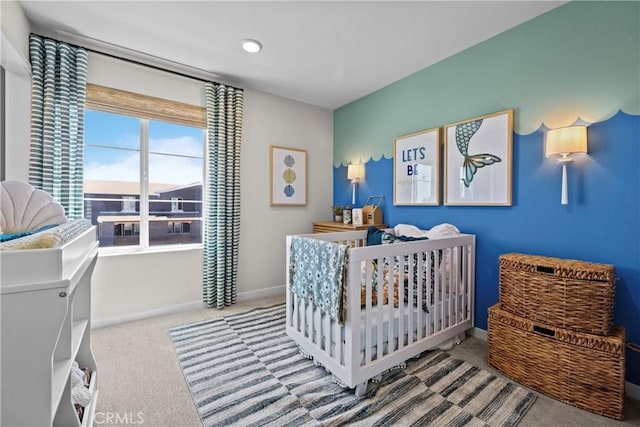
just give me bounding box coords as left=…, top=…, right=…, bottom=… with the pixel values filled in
left=84, top=109, right=204, bottom=248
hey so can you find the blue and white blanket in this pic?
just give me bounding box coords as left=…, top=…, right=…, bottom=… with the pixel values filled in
left=0, top=219, right=93, bottom=250
left=289, top=236, right=348, bottom=325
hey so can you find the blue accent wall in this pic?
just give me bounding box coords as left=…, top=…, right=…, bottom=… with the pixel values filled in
left=334, top=111, right=640, bottom=385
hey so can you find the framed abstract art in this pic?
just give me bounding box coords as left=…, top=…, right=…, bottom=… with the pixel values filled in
left=270, top=145, right=307, bottom=206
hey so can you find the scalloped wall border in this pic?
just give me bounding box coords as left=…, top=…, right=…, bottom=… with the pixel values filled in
left=334, top=2, right=639, bottom=167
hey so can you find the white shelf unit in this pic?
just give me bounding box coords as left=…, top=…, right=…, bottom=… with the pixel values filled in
left=1, top=226, right=99, bottom=427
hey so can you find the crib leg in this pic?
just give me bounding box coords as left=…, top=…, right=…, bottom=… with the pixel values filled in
left=355, top=381, right=368, bottom=397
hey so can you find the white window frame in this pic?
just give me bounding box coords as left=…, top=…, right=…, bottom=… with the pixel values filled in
left=85, top=85, right=207, bottom=254
left=85, top=117, right=205, bottom=254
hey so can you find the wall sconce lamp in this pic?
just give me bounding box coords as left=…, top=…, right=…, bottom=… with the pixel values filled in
left=347, top=163, right=365, bottom=205
left=545, top=125, right=588, bottom=205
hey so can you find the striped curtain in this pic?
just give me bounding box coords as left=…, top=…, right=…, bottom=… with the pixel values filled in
left=28, top=34, right=88, bottom=220
left=203, top=82, right=244, bottom=308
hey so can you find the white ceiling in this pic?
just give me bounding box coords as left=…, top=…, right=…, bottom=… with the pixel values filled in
left=19, top=1, right=566, bottom=110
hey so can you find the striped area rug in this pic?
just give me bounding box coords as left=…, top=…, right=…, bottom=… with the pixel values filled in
left=169, top=304, right=536, bottom=426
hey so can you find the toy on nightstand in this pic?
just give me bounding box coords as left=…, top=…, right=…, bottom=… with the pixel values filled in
left=362, top=195, right=384, bottom=225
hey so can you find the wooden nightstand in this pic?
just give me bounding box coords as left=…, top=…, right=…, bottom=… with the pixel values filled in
left=312, top=221, right=388, bottom=233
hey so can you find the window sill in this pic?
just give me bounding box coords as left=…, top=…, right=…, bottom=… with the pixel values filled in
left=98, top=243, right=203, bottom=257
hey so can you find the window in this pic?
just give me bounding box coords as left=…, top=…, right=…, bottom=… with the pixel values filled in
left=115, top=222, right=139, bottom=237
left=171, top=197, right=183, bottom=212
left=122, top=196, right=137, bottom=212
left=168, top=221, right=192, bottom=234
left=84, top=85, right=206, bottom=249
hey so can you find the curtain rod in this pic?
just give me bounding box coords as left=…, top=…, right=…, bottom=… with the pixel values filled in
left=32, top=33, right=241, bottom=90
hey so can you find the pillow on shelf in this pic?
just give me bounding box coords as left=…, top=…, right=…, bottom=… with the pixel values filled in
left=1, top=180, right=67, bottom=234
left=394, top=223, right=427, bottom=238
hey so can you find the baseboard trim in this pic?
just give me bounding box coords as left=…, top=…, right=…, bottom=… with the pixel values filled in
left=627, top=380, right=640, bottom=401
left=236, top=284, right=286, bottom=301
left=468, top=327, right=487, bottom=341
left=92, top=300, right=207, bottom=329
left=91, top=285, right=287, bottom=329
left=469, top=326, right=640, bottom=400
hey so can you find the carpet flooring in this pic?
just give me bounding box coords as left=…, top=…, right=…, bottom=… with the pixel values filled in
left=170, top=304, right=536, bottom=426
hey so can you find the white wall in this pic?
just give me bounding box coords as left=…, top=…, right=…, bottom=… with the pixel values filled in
left=91, top=248, right=205, bottom=324
left=3, top=19, right=333, bottom=324
left=1, top=1, right=30, bottom=58
left=83, top=54, right=334, bottom=324
left=239, top=89, right=334, bottom=294
left=1, top=1, right=31, bottom=182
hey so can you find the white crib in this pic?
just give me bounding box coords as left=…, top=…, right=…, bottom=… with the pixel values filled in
left=285, top=229, right=475, bottom=396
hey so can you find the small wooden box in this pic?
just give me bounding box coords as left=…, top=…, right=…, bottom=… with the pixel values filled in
left=362, top=205, right=383, bottom=225
left=499, top=253, right=615, bottom=335
left=362, top=195, right=384, bottom=225
left=488, top=303, right=625, bottom=420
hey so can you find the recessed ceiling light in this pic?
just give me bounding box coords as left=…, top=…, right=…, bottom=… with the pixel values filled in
left=241, top=39, right=262, bottom=53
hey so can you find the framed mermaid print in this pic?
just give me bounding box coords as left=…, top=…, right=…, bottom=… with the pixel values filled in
left=444, top=109, right=513, bottom=206
left=270, top=145, right=307, bottom=206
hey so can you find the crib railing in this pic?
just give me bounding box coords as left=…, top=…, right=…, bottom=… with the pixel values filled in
left=286, top=230, right=475, bottom=389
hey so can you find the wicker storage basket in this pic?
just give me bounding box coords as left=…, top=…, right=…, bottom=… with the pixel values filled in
left=499, top=253, right=615, bottom=335
left=488, top=304, right=625, bottom=420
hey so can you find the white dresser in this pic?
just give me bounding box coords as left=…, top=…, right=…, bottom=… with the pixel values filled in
left=1, top=226, right=99, bottom=426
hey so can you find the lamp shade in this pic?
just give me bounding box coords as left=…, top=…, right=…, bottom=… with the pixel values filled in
left=347, top=163, right=364, bottom=180
left=545, top=126, right=588, bottom=157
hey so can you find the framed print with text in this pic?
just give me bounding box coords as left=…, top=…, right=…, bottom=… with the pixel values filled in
left=393, top=127, right=440, bottom=205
